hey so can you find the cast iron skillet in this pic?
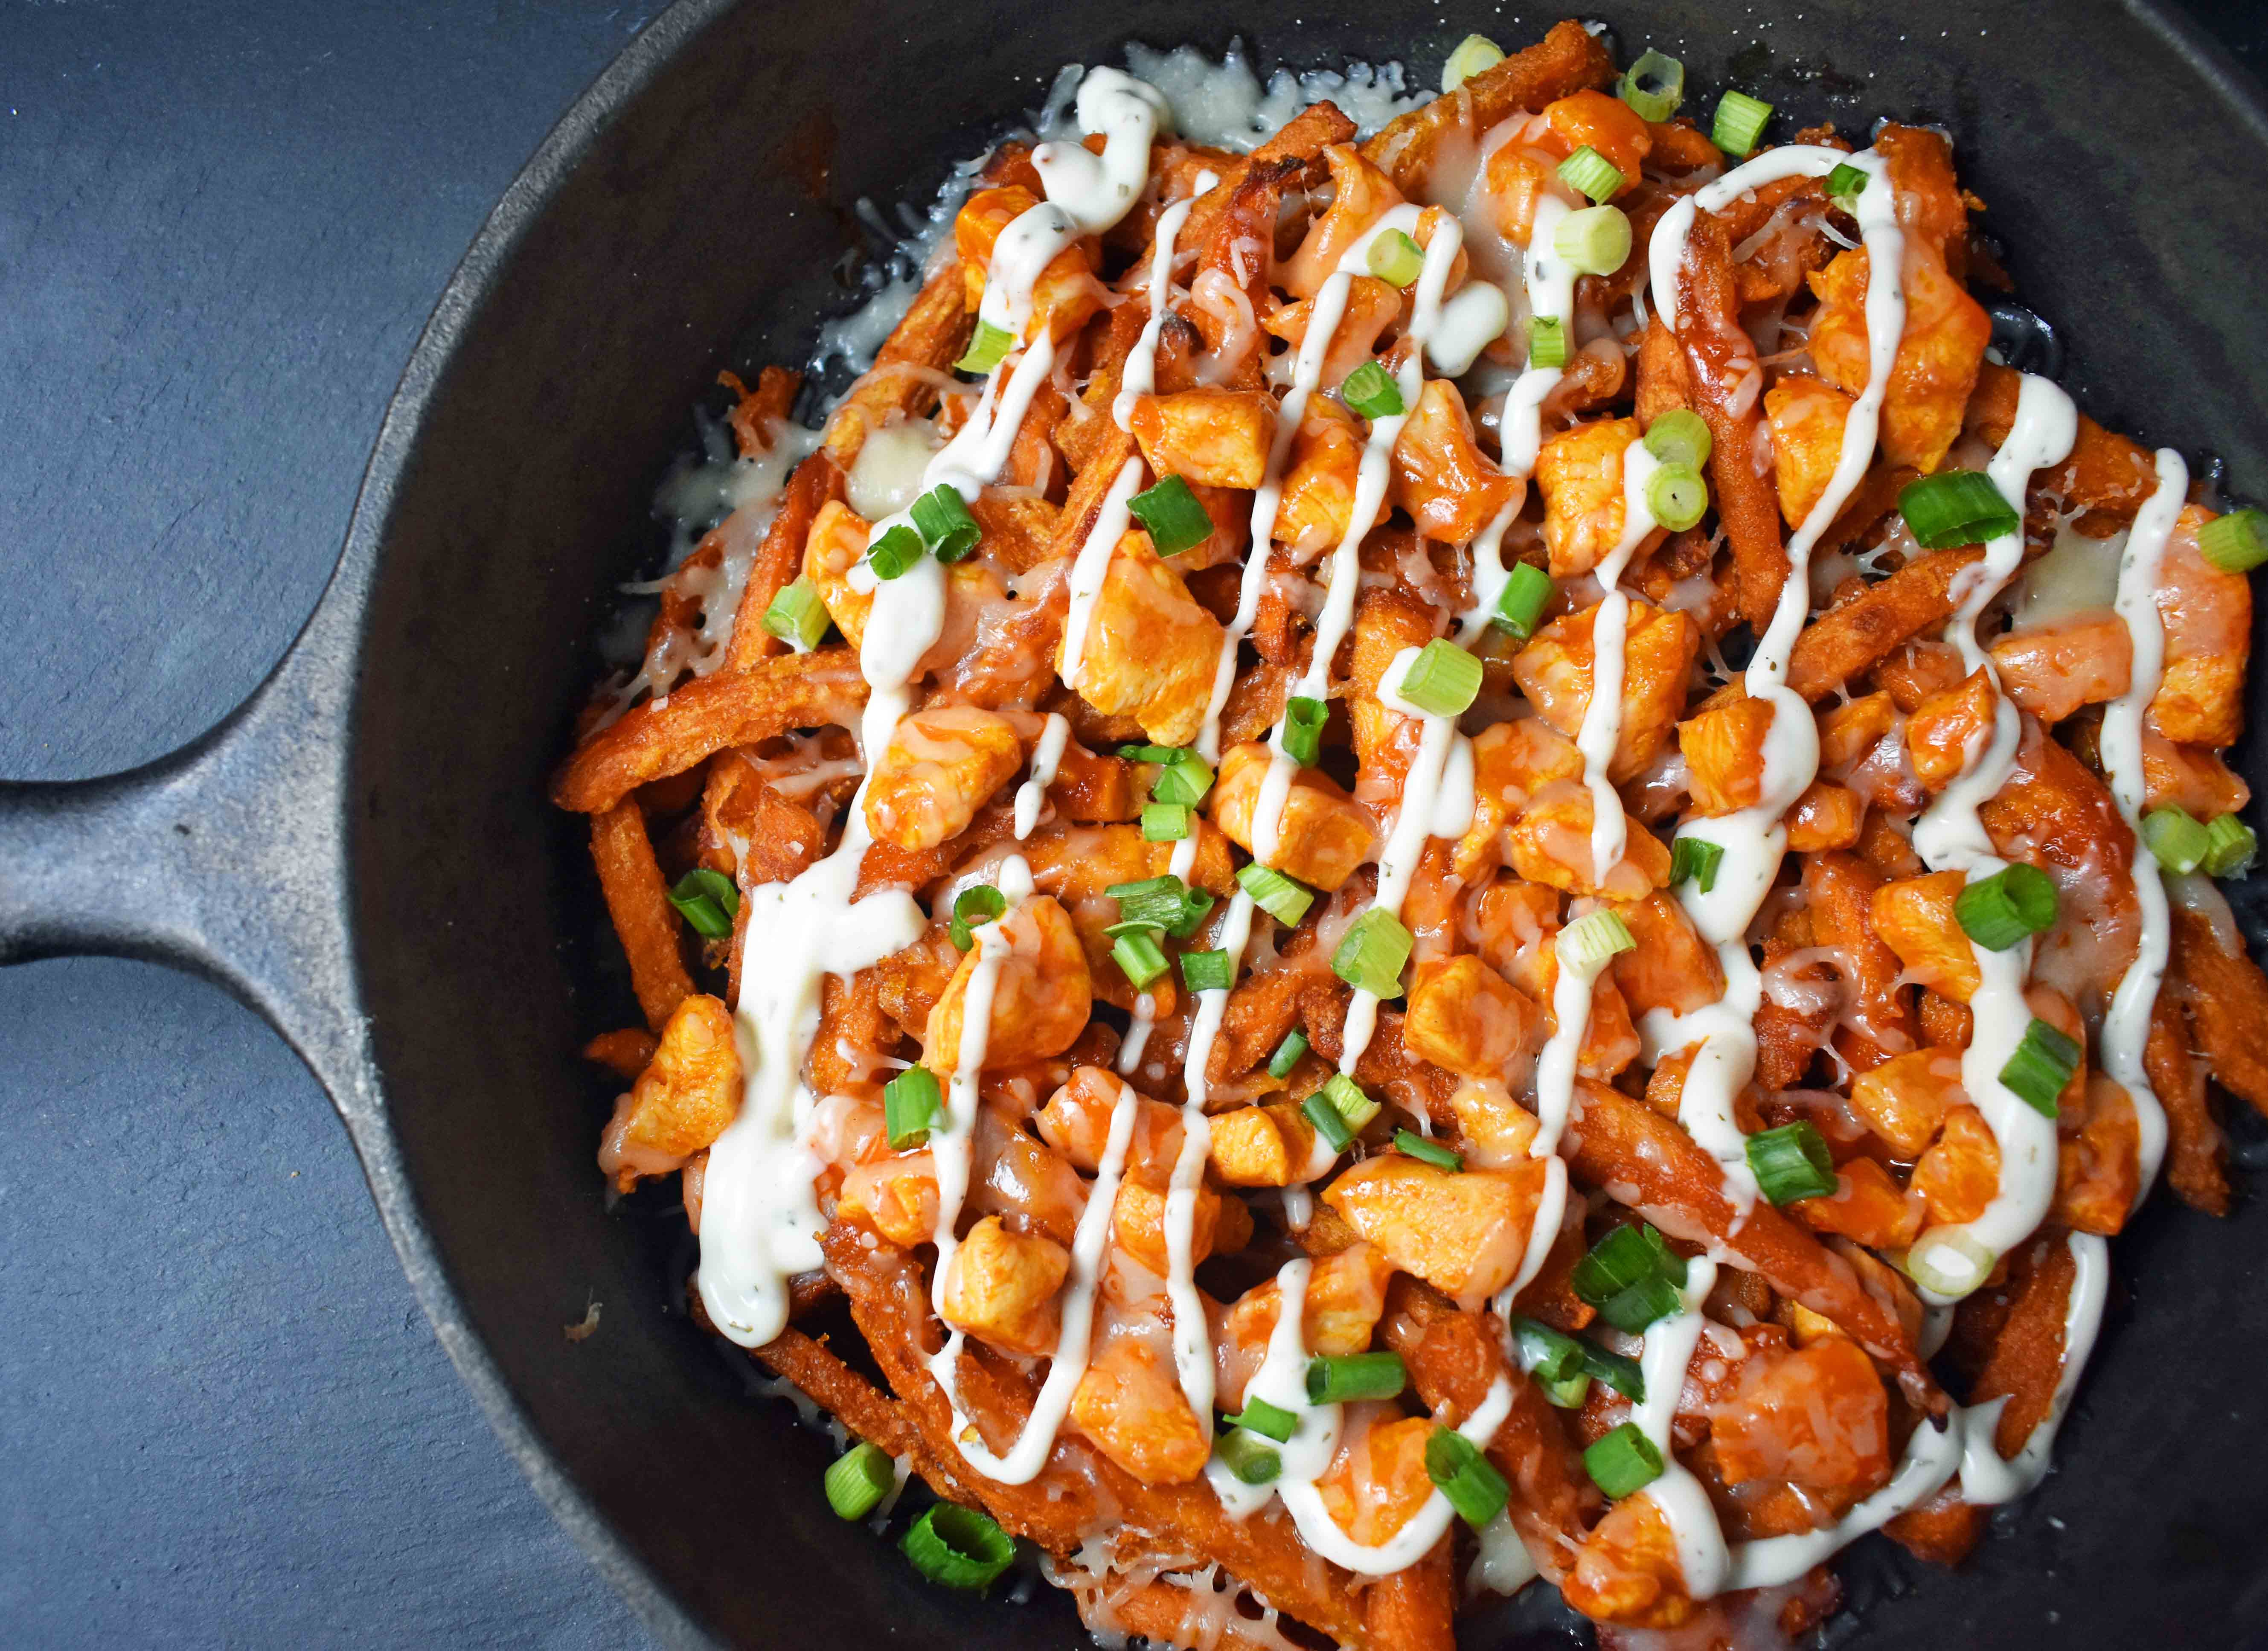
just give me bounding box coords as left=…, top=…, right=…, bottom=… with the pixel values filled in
left=5, top=1, right=2268, bottom=1645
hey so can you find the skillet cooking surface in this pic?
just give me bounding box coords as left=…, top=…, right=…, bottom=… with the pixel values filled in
left=343, top=1, right=2268, bottom=1645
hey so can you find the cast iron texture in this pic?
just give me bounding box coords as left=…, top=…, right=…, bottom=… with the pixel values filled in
left=4, top=1, right=2268, bottom=1647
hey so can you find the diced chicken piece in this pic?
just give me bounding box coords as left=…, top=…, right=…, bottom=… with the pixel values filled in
left=1849, top=1048, right=1963, bottom=1156
left=1483, top=144, right=1553, bottom=246
left=2056, top=1074, right=2141, bottom=1237
left=1503, top=781, right=1673, bottom=902
left=1321, top=1155, right=1551, bottom=1308
left=1403, top=955, right=1539, bottom=1079
left=1765, top=375, right=1858, bottom=529
left=1223, top=1243, right=1394, bottom=1358
left=1449, top=1078, right=1541, bottom=1167
left=926, top=894, right=1093, bottom=1070
left=1786, top=780, right=1864, bottom=852
left=1808, top=242, right=1987, bottom=474
left=2152, top=505, right=2252, bottom=747
left=1912, top=1103, right=2000, bottom=1224
left=940, top=1214, right=1071, bottom=1355
left=1280, top=145, right=1405, bottom=298
left=1904, top=668, right=1998, bottom=791
left=1512, top=599, right=1701, bottom=782
left=802, top=498, right=875, bottom=648
left=2140, top=734, right=2252, bottom=818
left=1209, top=740, right=1376, bottom=892
left=1111, top=1178, right=1251, bottom=1276
left=954, top=184, right=1102, bottom=343
left=1543, top=89, right=1653, bottom=186
left=1564, top=1495, right=1695, bottom=1630
left=1817, top=691, right=1900, bottom=770
left=1679, top=694, right=1776, bottom=816
left=1128, top=388, right=1278, bottom=489
left=863, top=703, right=1024, bottom=851
left=1318, top=1414, right=1437, bottom=1546
left=1991, top=614, right=2132, bottom=725
left=1791, top=1157, right=1925, bottom=1250
left=1535, top=417, right=1651, bottom=578
left=1065, top=532, right=1228, bottom=747
left=1453, top=719, right=1585, bottom=881
left=1710, top=1335, right=1891, bottom=1494
left=1035, top=1065, right=1184, bottom=1187
left=599, top=993, right=743, bottom=1190
left=834, top=1152, right=939, bottom=1247
left=1871, top=870, right=1979, bottom=1003
left=1069, top=1332, right=1211, bottom=1485
left=1612, top=892, right=1725, bottom=1018
left=1273, top=394, right=1365, bottom=555
left=1528, top=939, right=1643, bottom=1079
left=1209, top=1102, right=1325, bottom=1187
left=1391, top=379, right=1524, bottom=542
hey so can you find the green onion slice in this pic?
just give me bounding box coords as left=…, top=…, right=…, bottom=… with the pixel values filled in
left=956, top=320, right=1014, bottom=376
left=1237, top=862, right=1317, bottom=927
left=1898, top=470, right=2019, bottom=549
left=1616, top=49, right=1684, bottom=122
left=1954, top=863, right=2059, bottom=950
left=1332, top=907, right=1415, bottom=997
left=911, top=485, right=981, bottom=563
left=1129, top=474, right=1214, bottom=556
left=1118, top=742, right=1181, bottom=763
left=1825, top=160, right=1869, bottom=209
left=1367, top=228, right=1426, bottom=288
left=948, top=883, right=1007, bottom=951
left=1669, top=835, right=1723, bottom=893
left=1556, top=144, right=1625, bottom=203
left=1212, top=1428, right=1282, bottom=1485
left=1745, top=1121, right=1840, bottom=1205
left=1395, top=639, right=1484, bottom=717
left=1512, top=1318, right=1587, bottom=1384
left=1227, top=1396, right=1298, bottom=1442
left=2205, top=814, right=2258, bottom=879
left=1267, top=1030, right=1310, bottom=1080
left=1425, top=1427, right=1511, bottom=1529
left=1442, top=32, right=1505, bottom=93
left=884, top=1066, right=943, bottom=1150
left=1572, top=1222, right=1687, bottom=1306
left=2141, top=805, right=2209, bottom=875
left=1999, top=1017, right=2081, bottom=1118
left=1302, top=1090, right=1355, bottom=1153
left=761, top=576, right=832, bottom=651
left=1558, top=909, right=1636, bottom=972
left=1552, top=204, right=1632, bottom=276
left=1492, top=562, right=1553, bottom=639
left=1645, top=462, right=1709, bottom=532
left=1112, top=931, right=1170, bottom=992
left=1141, top=801, right=1191, bottom=842
left=1321, top=1071, right=1381, bottom=1132
left=1904, top=1230, right=1996, bottom=1299
left=1306, top=1350, right=1407, bottom=1404
left=1594, top=1273, right=1684, bottom=1334
left=866, top=522, right=926, bottom=581
left=1180, top=948, right=1235, bottom=994
left=1580, top=1341, right=1648, bottom=1402
left=1151, top=749, right=1217, bottom=807
left=900, top=1503, right=1016, bottom=1590
left=2199, top=508, right=2268, bottom=573
left=1284, top=695, right=1328, bottom=766
left=668, top=868, right=739, bottom=939
left=1528, top=314, right=1569, bottom=370
left=1106, top=874, right=1213, bottom=936
left=1395, top=1128, right=1465, bottom=1172
left=1584, top=1422, right=1665, bottom=1499
left=1643, top=408, right=1712, bottom=470
left=825, top=1441, right=895, bottom=1520
left=1340, top=359, right=1405, bottom=420
left=1711, top=89, right=1773, bottom=157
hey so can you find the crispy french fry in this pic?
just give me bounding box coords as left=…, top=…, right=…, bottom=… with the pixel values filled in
left=1361, top=1539, right=1457, bottom=1651
left=1363, top=20, right=1615, bottom=191
left=1966, top=363, right=2158, bottom=520
left=823, top=262, right=970, bottom=468
left=2144, top=987, right=2229, bottom=1218
left=723, top=451, right=847, bottom=669
left=1787, top=547, right=1984, bottom=703
left=2170, top=904, right=2268, bottom=1119
left=581, top=1026, right=657, bottom=1081
left=590, top=801, right=692, bottom=1032
left=1676, top=214, right=1787, bottom=632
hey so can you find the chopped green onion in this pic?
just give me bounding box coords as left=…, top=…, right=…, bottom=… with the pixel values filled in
left=1395, top=1129, right=1464, bottom=1171
left=1442, top=32, right=1505, bottom=93
left=1212, top=1428, right=1283, bottom=1485
left=2141, top=805, right=2210, bottom=875
left=1118, top=742, right=1181, bottom=763
left=1593, top=1273, right=1684, bottom=1334
left=1129, top=474, right=1214, bottom=556
left=1228, top=1396, right=1299, bottom=1442
left=1711, top=90, right=1773, bottom=157
left=1580, top=1341, right=1648, bottom=1402
left=1584, top=1423, right=1665, bottom=1499
left=884, top=1067, right=943, bottom=1150
left=1492, top=562, right=1553, bottom=639
left=1142, top=801, right=1192, bottom=841
left=1267, top=1029, right=1310, bottom=1080
left=1367, top=228, right=1426, bottom=288
left=1670, top=835, right=1723, bottom=893
left=1745, top=1121, right=1840, bottom=1205
left=1340, top=360, right=1405, bottom=420
left=1332, top=907, right=1415, bottom=997
left=761, top=576, right=832, bottom=651
left=1535, top=1366, right=1592, bottom=1408
left=1512, top=1319, right=1602, bottom=1408
left=1284, top=696, right=1329, bottom=766
left=824, top=1441, right=895, bottom=1520
left=1528, top=314, right=1569, bottom=370
left=1645, top=462, right=1709, bottom=532
left=1899, top=470, right=2019, bottom=549
left=1616, top=49, right=1684, bottom=122
left=668, top=868, right=739, bottom=939
left=900, top=1503, right=1016, bottom=1590
left=911, top=485, right=981, bottom=563
left=1999, top=1017, right=2081, bottom=1118
left=1306, top=1350, right=1407, bottom=1404
left=866, top=522, right=925, bottom=581
left=1425, top=1427, right=1511, bottom=1529
left=956, top=320, right=1015, bottom=375
left=1552, top=204, right=1632, bottom=276
left=1302, top=1090, right=1354, bottom=1153
left=1558, top=909, right=1636, bottom=972
left=1904, top=1230, right=1996, bottom=1299
left=2199, top=508, right=2268, bottom=573
left=1321, top=1071, right=1381, bottom=1133
left=2205, top=814, right=2258, bottom=879
left=1107, top=874, right=1213, bottom=936
left=1395, top=639, right=1483, bottom=717
left=1556, top=144, right=1625, bottom=203
left=1643, top=408, right=1713, bottom=470
left=1954, top=863, right=2059, bottom=951
left=948, top=883, right=1007, bottom=950
left=1825, top=161, right=1869, bottom=211
left=1572, top=1222, right=1687, bottom=1307
left=1167, top=890, right=1217, bottom=939
left=1237, top=862, right=1316, bottom=927
left=1112, top=931, right=1170, bottom=991
left=1181, top=949, right=1235, bottom=993
left=1151, top=749, right=1216, bottom=807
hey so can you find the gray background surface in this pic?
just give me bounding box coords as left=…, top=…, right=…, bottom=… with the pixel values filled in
left=1, top=1, right=2262, bottom=1645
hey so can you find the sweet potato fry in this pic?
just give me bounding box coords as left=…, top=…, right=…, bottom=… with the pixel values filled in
left=1787, top=548, right=1984, bottom=703
left=723, top=451, right=847, bottom=669
left=589, top=801, right=692, bottom=1032
left=2169, top=904, right=2268, bottom=1119
left=1676, top=215, right=1786, bottom=631
left=2144, top=986, right=2228, bottom=1218
left=1361, top=1540, right=1456, bottom=1651
left=1363, top=20, right=1615, bottom=191
left=823, top=261, right=970, bottom=468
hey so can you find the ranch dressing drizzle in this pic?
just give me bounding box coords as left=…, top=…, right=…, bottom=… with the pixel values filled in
left=1633, top=1256, right=1729, bottom=1599
left=2095, top=450, right=2189, bottom=1203
left=1904, top=372, right=2077, bottom=1303
left=1114, top=171, right=1222, bottom=428
left=1058, top=458, right=1151, bottom=689
left=1573, top=441, right=1666, bottom=884
left=1012, top=712, right=1071, bottom=839
left=1953, top=1230, right=2109, bottom=1502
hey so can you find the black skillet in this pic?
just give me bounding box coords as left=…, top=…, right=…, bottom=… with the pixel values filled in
left=4, top=0, right=2267, bottom=1645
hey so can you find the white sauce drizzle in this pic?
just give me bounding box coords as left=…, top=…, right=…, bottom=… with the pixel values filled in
left=1633, top=1257, right=1729, bottom=1599
left=1013, top=712, right=1072, bottom=839
left=1113, top=172, right=1221, bottom=428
